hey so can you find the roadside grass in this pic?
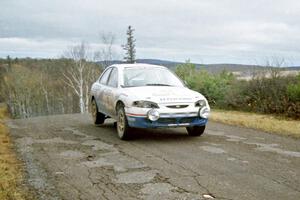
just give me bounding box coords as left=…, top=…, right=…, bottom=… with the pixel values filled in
left=0, top=104, right=33, bottom=200
left=210, top=109, right=300, bottom=138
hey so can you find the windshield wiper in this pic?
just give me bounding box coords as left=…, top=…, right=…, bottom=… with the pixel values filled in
left=122, top=84, right=173, bottom=88
left=146, top=83, right=172, bottom=86
left=121, top=85, right=138, bottom=88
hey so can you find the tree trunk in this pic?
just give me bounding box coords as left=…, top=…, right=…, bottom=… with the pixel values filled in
left=85, top=84, right=89, bottom=113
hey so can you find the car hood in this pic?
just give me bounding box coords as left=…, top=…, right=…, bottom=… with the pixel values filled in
left=123, top=86, right=206, bottom=103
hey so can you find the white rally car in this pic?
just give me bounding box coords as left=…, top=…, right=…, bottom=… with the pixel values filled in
left=90, top=63, right=210, bottom=140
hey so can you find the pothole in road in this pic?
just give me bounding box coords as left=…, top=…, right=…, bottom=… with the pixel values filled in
left=225, top=135, right=246, bottom=142
left=206, top=130, right=225, bottom=136
left=80, top=139, right=147, bottom=172
left=81, top=151, right=146, bottom=172
left=227, top=157, right=249, bottom=164
left=82, top=140, right=116, bottom=151
left=227, top=157, right=236, bottom=161
left=59, top=150, right=86, bottom=159
left=82, top=157, right=113, bottom=168
left=139, top=182, right=204, bottom=200
left=36, top=137, right=78, bottom=144
left=245, top=142, right=300, bottom=158
left=115, top=170, right=158, bottom=184
left=206, top=130, right=247, bottom=143
left=140, top=183, right=176, bottom=195
left=200, top=146, right=226, bottom=154
left=16, top=137, right=78, bottom=146
left=62, top=127, right=92, bottom=138
left=106, top=152, right=147, bottom=170
left=203, top=142, right=221, bottom=146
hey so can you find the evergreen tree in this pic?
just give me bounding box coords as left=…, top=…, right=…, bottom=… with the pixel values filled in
left=123, top=25, right=136, bottom=63
left=7, top=55, right=11, bottom=68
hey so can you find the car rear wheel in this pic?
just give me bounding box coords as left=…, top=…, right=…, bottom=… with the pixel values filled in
left=186, top=126, right=205, bottom=136
left=117, top=105, right=131, bottom=140
left=91, top=99, right=105, bottom=125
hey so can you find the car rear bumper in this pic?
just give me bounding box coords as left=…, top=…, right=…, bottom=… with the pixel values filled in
left=126, top=115, right=208, bottom=128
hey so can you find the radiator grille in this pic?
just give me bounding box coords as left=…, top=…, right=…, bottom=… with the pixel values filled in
left=166, top=105, right=189, bottom=109
left=157, top=118, right=177, bottom=124
left=156, top=117, right=198, bottom=124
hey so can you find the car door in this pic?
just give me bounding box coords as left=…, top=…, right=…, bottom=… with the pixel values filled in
left=105, top=67, right=119, bottom=117
left=97, top=67, right=112, bottom=114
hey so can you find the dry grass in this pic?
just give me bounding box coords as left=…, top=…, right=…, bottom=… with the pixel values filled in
left=0, top=104, right=33, bottom=200
left=0, top=104, right=9, bottom=119
left=210, top=109, right=300, bottom=138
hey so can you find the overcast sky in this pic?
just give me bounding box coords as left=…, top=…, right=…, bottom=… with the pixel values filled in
left=1, top=0, right=300, bottom=65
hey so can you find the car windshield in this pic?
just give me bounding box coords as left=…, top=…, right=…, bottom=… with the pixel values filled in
left=123, top=67, right=184, bottom=87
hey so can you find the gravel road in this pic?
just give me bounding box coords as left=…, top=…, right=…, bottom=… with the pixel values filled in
left=7, top=114, right=300, bottom=200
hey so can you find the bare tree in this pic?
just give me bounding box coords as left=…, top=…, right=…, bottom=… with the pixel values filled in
left=63, top=42, right=95, bottom=113
left=264, top=56, right=286, bottom=78
left=251, top=56, right=287, bottom=79
left=39, top=73, right=50, bottom=114
left=94, top=32, right=117, bottom=67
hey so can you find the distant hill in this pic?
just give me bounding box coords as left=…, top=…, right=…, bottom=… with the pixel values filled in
left=97, top=59, right=300, bottom=74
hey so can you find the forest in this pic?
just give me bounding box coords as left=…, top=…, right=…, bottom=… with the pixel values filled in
left=0, top=54, right=101, bottom=118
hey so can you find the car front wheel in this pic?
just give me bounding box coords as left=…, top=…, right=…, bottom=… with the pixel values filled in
left=186, top=126, right=205, bottom=137
left=91, top=99, right=105, bottom=125
left=117, top=105, right=131, bottom=140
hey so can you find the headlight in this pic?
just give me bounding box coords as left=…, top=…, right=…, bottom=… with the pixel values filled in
left=195, top=100, right=206, bottom=107
left=199, top=107, right=210, bottom=119
left=133, top=101, right=159, bottom=108
left=147, top=109, right=160, bottom=121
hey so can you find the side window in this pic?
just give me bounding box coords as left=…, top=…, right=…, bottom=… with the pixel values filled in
left=107, top=68, right=118, bottom=88
left=99, top=68, right=112, bottom=85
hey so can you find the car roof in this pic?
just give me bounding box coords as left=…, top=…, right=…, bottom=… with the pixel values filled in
left=111, top=63, right=167, bottom=70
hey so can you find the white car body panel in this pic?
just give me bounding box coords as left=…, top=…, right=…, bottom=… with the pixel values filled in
left=90, top=63, right=210, bottom=128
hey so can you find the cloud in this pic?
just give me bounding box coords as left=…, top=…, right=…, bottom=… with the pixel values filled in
left=1, top=0, right=300, bottom=64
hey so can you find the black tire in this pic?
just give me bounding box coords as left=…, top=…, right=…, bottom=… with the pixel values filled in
left=91, top=99, right=105, bottom=125
left=186, top=126, right=205, bottom=137
left=116, top=105, right=131, bottom=140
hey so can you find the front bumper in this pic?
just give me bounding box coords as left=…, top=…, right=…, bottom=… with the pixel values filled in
left=126, top=115, right=208, bottom=128
left=125, top=103, right=209, bottom=128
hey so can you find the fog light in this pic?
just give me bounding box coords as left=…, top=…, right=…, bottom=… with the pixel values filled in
left=199, top=107, right=210, bottom=119
left=147, top=109, right=160, bottom=121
